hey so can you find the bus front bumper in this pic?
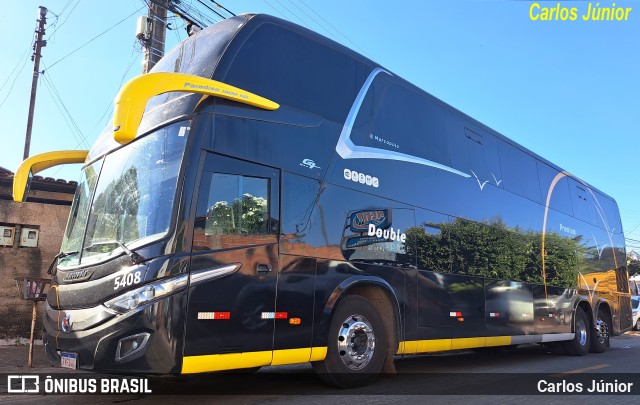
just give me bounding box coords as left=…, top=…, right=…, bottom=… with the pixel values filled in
left=43, top=291, right=187, bottom=374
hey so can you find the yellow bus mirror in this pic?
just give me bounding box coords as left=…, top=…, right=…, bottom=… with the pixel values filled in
left=13, top=150, right=88, bottom=202
left=113, top=72, right=280, bottom=144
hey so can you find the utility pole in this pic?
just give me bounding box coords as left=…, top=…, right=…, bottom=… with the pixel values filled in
left=23, top=6, right=47, bottom=160
left=142, top=0, right=167, bottom=74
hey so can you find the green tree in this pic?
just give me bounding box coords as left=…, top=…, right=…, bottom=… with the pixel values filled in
left=206, top=193, right=268, bottom=235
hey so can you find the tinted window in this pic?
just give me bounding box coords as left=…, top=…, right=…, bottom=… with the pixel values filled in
left=569, top=179, right=597, bottom=225
left=537, top=162, right=573, bottom=216
left=341, top=208, right=415, bottom=267
left=449, top=118, right=501, bottom=188
left=194, top=173, right=276, bottom=251
left=498, top=141, right=541, bottom=203
left=223, top=23, right=357, bottom=124
left=597, top=193, right=623, bottom=233
left=365, top=83, right=450, bottom=166
left=407, top=210, right=451, bottom=273
left=448, top=218, right=541, bottom=283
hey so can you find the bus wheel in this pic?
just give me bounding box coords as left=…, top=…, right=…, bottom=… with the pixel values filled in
left=562, top=308, right=590, bottom=356
left=590, top=309, right=610, bottom=353
left=313, top=295, right=386, bottom=388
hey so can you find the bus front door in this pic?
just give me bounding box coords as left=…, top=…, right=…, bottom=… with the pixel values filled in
left=183, top=153, right=280, bottom=373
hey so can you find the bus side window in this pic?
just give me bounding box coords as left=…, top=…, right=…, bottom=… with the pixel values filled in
left=193, top=173, right=276, bottom=251
left=537, top=162, right=573, bottom=216
left=569, top=181, right=597, bottom=226
left=497, top=141, right=542, bottom=203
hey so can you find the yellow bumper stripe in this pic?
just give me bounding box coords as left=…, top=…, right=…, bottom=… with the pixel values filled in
left=182, top=346, right=329, bottom=374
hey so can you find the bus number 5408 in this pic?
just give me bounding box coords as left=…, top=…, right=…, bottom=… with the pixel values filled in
left=114, top=271, right=142, bottom=290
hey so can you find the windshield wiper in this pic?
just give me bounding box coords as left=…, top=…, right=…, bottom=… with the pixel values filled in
left=83, top=240, right=146, bottom=265
left=47, top=251, right=79, bottom=276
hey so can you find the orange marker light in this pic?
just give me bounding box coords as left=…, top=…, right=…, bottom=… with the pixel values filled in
left=289, top=318, right=301, bottom=325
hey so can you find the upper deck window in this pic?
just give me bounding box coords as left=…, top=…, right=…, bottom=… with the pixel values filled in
left=222, top=23, right=358, bottom=124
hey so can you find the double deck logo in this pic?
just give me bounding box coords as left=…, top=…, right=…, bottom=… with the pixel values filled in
left=7, top=375, right=40, bottom=393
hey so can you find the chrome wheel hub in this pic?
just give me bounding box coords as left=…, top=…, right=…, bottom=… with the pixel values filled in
left=595, top=318, right=609, bottom=344
left=336, top=314, right=375, bottom=370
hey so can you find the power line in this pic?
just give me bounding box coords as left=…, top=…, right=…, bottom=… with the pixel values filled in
left=47, top=6, right=144, bottom=70
left=270, top=0, right=307, bottom=27
left=209, top=1, right=235, bottom=17
left=195, top=0, right=226, bottom=21
left=47, top=0, right=81, bottom=39
left=262, top=0, right=288, bottom=20
left=0, top=44, right=32, bottom=100
left=297, top=0, right=371, bottom=58
left=40, top=63, right=91, bottom=149
left=87, top=46, right=141, bottom=138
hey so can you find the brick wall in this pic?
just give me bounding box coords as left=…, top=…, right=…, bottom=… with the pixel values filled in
left=0, top=200, right=70, bottom=339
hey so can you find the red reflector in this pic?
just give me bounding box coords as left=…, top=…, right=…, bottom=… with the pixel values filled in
left=455, top=312, right=462, bottom=317
left=214, top=312, right=230, bottom=319
left=275, top=312, right=288, bottom=319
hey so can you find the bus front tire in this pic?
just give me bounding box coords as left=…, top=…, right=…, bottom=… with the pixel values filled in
left=562, top=308, right=590, bottom=356
left=313, top=295, right=387, bottom=388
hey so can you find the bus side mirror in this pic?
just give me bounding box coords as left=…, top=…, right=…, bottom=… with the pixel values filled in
left=113, top=72, right=279, bottom=144
left=13, top=150, right=88, bottom=202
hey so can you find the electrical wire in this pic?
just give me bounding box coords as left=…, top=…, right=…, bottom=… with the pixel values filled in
left=194, top=0, right=226, bottom=21
left=47, top=6, right=145, bottom=70
left=0, top=43, right=32, bottom=96
left=262, top=0, right=288, bottom=20
left=48, top=0, right=81, bottom=40
left=87, top=46, right=141, bottom=138
left=297, top=0, right=371, bottom=58
left=41, top=72, right=90, bottom=149
left=40, top=70, right=90, bottom=150
left=209, top=1, right=235, bottom=17
left=270, top=0, right=306, bottom=26
left=0, top=44, right=33, bottom=112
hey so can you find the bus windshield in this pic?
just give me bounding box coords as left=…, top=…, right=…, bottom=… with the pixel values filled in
left=58, top=122, right=189, bottom=269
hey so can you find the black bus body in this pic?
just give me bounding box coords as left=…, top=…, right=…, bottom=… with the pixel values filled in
left=41, top=14, right=630, bottom=387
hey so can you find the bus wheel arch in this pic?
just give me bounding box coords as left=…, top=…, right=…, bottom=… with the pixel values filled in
left=590, top=301, right=612, bottom=353
left=314, top=280, right=400, bottom=387
left=563, top=302, right=591, bottom=356
left=345, top=283, right=400, bottom=373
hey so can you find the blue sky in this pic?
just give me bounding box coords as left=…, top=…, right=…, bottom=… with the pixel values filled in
left=1, top=1, right=639, bottom=248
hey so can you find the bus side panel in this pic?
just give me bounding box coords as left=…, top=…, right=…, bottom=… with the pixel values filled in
left=272, top=255, right=318, bottom=355
left=533, top=285, right=573, bottom=335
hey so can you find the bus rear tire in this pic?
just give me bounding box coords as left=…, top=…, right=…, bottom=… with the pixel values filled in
left=313, top=295, right=386, bottom=388
left=590, top=309, right=611, bottom=353
left=562, top=308, right=590, bottom=356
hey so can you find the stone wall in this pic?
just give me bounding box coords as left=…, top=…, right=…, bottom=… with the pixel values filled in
left=0, top=200, right=70, bottom=339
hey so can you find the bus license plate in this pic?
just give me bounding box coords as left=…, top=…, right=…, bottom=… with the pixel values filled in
left=60, top=352, right=77, bottom=369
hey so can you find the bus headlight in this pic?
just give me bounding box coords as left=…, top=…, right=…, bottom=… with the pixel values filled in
left=104, top=274, right=188, bottom=314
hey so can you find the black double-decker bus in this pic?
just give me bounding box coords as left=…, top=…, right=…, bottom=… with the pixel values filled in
left=14, top=14, right=630, bottom=387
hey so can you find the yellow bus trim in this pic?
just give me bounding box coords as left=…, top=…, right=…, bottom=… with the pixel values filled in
left=396, top=336, right=514, bottom=355
left=113, top=72, right=280, bottom=144
left=13, top=150, right=88, bottom=202
left=181, top=346, right=328, bottom=374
